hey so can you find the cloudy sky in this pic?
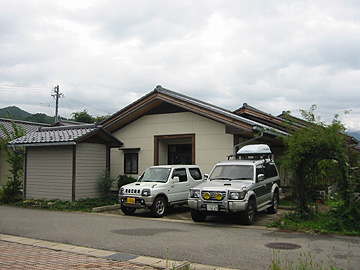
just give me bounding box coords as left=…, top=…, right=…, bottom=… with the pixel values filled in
left=1, top=0, right=360, bottom=130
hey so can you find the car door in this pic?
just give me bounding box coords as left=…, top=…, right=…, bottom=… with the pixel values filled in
left=253, top=164, right=268, bottom=207
left=168, top=168, right=190, bottom=203
left=263, top=163, right=278, bottom=203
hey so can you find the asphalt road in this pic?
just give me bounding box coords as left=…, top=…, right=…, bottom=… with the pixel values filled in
left=0, top=205, right=359, bottom=270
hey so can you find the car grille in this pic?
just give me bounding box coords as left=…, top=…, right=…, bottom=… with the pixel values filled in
left=201, top=191, right=227, bottom=201
left=124, top=188, right=141, bottom=195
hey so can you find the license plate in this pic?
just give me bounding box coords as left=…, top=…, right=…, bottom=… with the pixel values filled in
left=127, top=197, right=135, bottom=204
left=206, top=204, right=218, bottom=211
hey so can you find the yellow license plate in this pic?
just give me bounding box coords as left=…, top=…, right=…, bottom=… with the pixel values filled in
left=127, top=197, right=135, bottom=204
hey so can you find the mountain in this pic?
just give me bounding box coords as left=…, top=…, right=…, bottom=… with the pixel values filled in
left=0, top=106, right=32, bottom=120
left=0, top=106, right=55, bottom=124
left=347, top=131, right=360, bottom=141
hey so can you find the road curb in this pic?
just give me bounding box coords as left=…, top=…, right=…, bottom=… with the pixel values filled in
left=0, top=233, right=239, bottom=270
left=92, top=204, right=122, bottom=212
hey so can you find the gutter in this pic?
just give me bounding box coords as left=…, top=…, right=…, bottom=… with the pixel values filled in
left=9, top=142, right=77, bottom=148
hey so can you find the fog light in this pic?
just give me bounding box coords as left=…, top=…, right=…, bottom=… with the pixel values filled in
left=203, top=192, right=210, bottom=200
left=215, top=193, right=223, bottom=200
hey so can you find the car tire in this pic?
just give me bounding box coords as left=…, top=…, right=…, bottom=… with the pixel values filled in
left=190, top=209, right=206, bottom=222
left=267, top=190, right=279, bottom=214
left=151, top=197, right=167, bottom=218
left=240, top=199, right=256, bottom=225
left=121, top=205, right=136, bottom=215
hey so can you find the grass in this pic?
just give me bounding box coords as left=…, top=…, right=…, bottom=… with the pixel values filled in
left=9, top=197, right=118, bottom=212
left=270, top=198, right=360, bottom=236
left=269, top=244, right=354, bottom=270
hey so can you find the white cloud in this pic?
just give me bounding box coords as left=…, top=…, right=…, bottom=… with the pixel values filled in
left=0, top=0, right=359, bottom=130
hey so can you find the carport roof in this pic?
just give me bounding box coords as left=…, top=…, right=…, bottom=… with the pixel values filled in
left=9, top=123, right=124, bottom=148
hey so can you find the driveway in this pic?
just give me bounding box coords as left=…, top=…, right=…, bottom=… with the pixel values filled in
left=103, top=204, right=288, bottom=227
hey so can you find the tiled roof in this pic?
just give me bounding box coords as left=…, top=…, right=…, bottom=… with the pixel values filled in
left=104, top=85, right=288, bottom=136
left=0, top=118, right=49, bottom=140
left=9, top=123, right=123, bottom=147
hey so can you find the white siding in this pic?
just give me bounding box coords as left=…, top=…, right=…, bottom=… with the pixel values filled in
left=26, top=146, right=73, bottom=201
left=75, top=143, right=106, bottom=199
left=111, top=112, right=233, bottom=178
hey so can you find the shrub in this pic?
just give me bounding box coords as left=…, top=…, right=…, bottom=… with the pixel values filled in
left=0, top=179, right=23, bottom=204
left=98, top=170, right=115, bottom=198
left=117, top=174, right=137, bottom=189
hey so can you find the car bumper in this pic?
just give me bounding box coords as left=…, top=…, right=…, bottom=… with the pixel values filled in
left=188, top=198, right=248, bottom=213
left=119, top=195, right=155, bottom=208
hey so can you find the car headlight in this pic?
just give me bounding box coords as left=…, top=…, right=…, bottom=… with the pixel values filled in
left=190, top=189, right=200, bottom=198
left=141, top=189, right=151, bottom=196
left=229, top=191, right=246, bottom=200
left=119, top=187, right=124, bottom=195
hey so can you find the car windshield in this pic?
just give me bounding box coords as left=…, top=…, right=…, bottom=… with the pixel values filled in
left=209, top=165, right=254, bottom=181
left=139, top=168, right=171, bottom=183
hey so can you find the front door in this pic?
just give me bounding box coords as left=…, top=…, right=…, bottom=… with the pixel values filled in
left=168, top=144, right=192, bottom=165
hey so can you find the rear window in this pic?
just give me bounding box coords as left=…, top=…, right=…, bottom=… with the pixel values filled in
left=189, top=168, right=202, bottom=180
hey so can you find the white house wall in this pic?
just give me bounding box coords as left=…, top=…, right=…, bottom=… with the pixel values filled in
left=75, top=143, right=106, bottom=199
left=26, top=146, right=73, bottom=201
left=111, top=111, right=233, bottom=178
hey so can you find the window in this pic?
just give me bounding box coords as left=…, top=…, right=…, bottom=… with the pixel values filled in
left=264, top=163, right=278, bottom=178
left=256, top=163, right=278, bottom=180
left=189, top=168, right=202, bottom=180
left=124, top=153, right=138, bottom=174
left=172, top=168, right=188, bottom=182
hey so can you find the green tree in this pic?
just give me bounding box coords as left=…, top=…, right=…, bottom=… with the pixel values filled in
left=71, top=110, right=94, bottom=123
left=280, top=105, right=351, bottom=213
left=0, top=120, right=26, bottom=203
left=71, top=110, right=108, bottom=123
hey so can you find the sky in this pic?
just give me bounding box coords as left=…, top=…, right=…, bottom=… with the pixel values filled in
left=1, top=0, right=360, bottom=130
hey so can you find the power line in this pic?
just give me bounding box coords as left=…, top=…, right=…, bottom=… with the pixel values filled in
left=63, top=95, right=111, bottom=114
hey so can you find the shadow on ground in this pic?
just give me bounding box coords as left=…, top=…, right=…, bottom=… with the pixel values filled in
left=104, top=205, right=290, bottom=226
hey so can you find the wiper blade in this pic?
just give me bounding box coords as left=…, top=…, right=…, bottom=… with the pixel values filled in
left=213, top=177, right=232, bottom=180
left=232, top=178, right=252, bottom=180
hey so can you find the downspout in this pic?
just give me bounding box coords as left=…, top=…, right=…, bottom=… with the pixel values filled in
left=233, top=126, right=265, bottom=157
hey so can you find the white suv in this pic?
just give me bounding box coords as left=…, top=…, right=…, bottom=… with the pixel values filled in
left=119, top=165, right=203, bottom=217
left=188, top=144, right=280, bottom=225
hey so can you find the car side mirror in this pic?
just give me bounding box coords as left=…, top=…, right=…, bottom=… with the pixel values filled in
left=204, top=174, right=209, bottom=181
left=172, top=176, right=180, bottom=183
left=257, top=174, right=265, bottom=182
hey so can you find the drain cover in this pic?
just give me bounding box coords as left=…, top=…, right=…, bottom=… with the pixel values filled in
left=265, top=242, right=301, bottom=250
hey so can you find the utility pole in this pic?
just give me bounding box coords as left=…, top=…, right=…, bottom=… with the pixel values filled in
left=52, top=85, right=63, bottom=123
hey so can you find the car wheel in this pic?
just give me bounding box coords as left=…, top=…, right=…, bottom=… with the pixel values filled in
left=190, top=209, right=206, bottom=222
left=151, top=197, right=167, bottom=218
left=121, top=205, right=136, bottom=215
left=267, top=190, right=279, bottom=214
left=240, top=199, right=256, bottom=225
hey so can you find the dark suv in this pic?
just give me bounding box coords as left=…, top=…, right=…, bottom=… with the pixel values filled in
left=188, top=144, right=280, bottom=225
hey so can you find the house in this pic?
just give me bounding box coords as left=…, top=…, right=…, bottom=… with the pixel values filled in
left=9, top=124, right=123, bottom=200
left=0, top=118, right=49, bottom=186
left=101, top=85, right=289, bottom=179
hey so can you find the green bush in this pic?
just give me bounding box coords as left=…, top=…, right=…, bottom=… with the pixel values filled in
left=117, top=174, right=137, bottom=189
left=11, top=198, right=118, bottom=212
left=0, top=179, right=23, bottom=204
left=325, top=202, right=360, bottom=234
left=98, top=170, right=115, bottom=198
left=269, top=200, right=360, bottom=235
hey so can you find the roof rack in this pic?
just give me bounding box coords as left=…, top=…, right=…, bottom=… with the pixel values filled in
left=228, top=144, right=272, bottom=160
